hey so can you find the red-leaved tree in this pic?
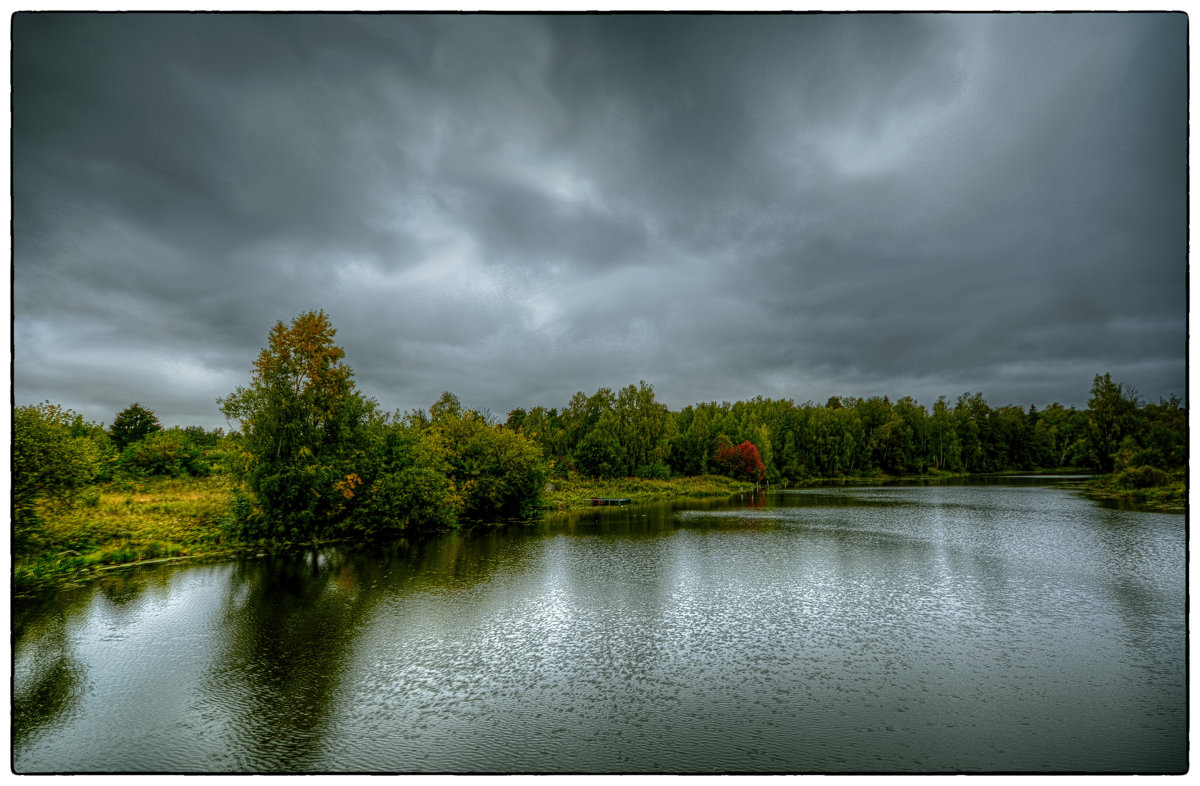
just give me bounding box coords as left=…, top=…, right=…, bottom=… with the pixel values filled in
left=714, top=440, right=766, bottom=482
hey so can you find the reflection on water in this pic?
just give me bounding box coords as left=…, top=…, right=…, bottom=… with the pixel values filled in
left=12, top=482, right=1186, bottom=773
left=12, top=596, right=87, bottom=751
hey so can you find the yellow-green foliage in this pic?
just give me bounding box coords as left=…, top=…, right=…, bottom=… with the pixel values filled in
left=13, top=475, right=238, bottom=592
left=545, top=474, right=750, bottom=510
left=13, top=468, right=753, bottom=590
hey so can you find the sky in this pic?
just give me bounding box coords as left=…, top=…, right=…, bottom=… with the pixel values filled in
left=12, top=12, right=1189, bottom=430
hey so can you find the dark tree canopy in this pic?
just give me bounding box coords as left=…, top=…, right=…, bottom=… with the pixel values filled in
left=1086, top=373, right=1142, bottom=473
left=109, top=402, right=162, bottom=450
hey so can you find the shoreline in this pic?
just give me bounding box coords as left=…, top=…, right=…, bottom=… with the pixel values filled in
left=14, top=470, right=1181, bottom=596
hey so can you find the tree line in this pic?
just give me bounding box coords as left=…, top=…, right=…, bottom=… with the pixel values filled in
left=14, top=311, right=1186, bottom=549
left=509, top=372, right=1184, bottom=489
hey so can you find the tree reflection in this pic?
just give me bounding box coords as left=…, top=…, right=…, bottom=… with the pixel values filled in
left=1091, top=509, right=1186, bottom=673
left=198, top=547, right=387, bottom=771
left=196, top=531, right=521, bottom=772
left=12, top=593, right=90, bottom=759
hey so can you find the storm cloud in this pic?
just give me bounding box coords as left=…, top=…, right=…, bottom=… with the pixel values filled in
left=13, top=12, right=1187, bottom=429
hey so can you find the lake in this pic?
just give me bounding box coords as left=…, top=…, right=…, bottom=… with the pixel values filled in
left=11, top=478, right=1187, bottom=773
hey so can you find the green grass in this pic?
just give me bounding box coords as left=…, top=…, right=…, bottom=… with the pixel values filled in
left=14, top=475, right=240, bottom=594
left=543, top=474, right=753, bottom=510
left=15, top=473, right=757, bottom=591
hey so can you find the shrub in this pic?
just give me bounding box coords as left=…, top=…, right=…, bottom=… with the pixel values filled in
left=431, top=401, right=550, bottom=521
left=118, top=430, right=204, bottom=478
left=13, top=402, right=103, bottom=552
left=109, top=403, right=163, bottom=451
left=635, top=460, right=671, bottom=480
left=215, top=484, right=257, bottom=539
left=1114, top=465, right=1171, bottom=490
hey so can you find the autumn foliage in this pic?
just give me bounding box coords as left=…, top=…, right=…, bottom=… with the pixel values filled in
left=220, top=310, right=376, bottom=539
left=219, top=311, right=549, bottom=540
left=714, top=440, right=766, bottom=482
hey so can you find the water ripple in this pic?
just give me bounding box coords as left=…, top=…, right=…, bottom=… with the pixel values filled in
left=12, top=486, right=1186, bottom=774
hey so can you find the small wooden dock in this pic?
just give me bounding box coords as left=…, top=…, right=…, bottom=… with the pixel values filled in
left=590, top=497, right=632, bottom=506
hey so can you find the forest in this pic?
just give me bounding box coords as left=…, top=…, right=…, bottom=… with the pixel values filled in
left=14, top=310, right=1188, bottom=565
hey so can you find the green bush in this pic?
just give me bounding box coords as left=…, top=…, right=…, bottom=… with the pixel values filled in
left=429, top=397, right=549, bottom=521
left=109, top=402, right=163, bottom=451
left=118, top=430, right=204, bottom=478
left=13, top=402, right=103, bottom=552
left=219, top=485, right=257, bottom=539
left=1114, top=465, right=1171, bottom=490
left=635, top=460, right=671, bottom=480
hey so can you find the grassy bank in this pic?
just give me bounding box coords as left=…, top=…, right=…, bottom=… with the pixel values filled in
left=1082, top=475, right=1186, bottom=513
left=14, top=473, right=755, bottom=592
left=543, top=474, right=753, bottom=510
left=16, top=469, right=1182, bottom=594
left=14, top=475, right=239, bottom=594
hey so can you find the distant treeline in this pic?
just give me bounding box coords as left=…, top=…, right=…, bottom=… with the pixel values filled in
left=13, top=311, right=1186, bottom=549
left=507, top=373, right=1185, bottom=486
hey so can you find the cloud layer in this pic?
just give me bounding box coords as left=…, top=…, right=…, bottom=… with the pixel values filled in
left=13, top=13, right=1187, bottom=428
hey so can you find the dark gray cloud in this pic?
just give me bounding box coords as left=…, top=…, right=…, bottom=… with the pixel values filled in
left=13, top=12, right=1187, bottom=429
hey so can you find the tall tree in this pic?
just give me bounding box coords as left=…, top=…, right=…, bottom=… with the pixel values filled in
left=928, top=396, right=961, bottom=471
left=954, top=393, right=991, bottom=472
left=892, top=396, right=927, bottom=473
left=1030, top=402, right=1069, bottom=469
left=1137, top=395, right=1186, bottom=470
left=219, top=310, right=376, bottom=539
left=614, top=381, right=674, bottom=477
left=1086, top=373, right=1141, bottom=473
left=575, top=409, right=625, bottom=479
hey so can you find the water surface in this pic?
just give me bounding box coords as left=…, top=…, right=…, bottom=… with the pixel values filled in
left=12, top=481, right=1186, bottom=773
